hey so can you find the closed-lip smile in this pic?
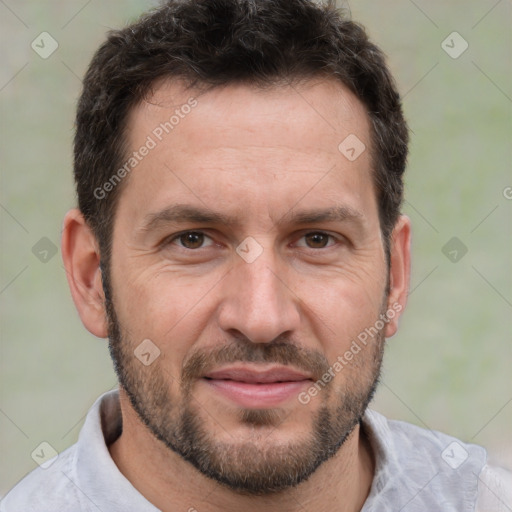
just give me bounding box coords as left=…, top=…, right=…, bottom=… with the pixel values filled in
left=202, top=365, right=313, bottom=408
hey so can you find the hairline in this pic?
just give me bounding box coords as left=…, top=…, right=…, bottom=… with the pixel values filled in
left=98, top=73, right=393, bottom=271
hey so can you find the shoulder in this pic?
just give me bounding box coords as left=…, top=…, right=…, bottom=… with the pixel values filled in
left=475, top=462, right=512, bottom=512
left=362, top=409, right=492, bottom=511
left=0, top=444, right=89, bottom=512
left=1, top=391, right=123, bottom=512
left=364, top=408, right=488, bottom=464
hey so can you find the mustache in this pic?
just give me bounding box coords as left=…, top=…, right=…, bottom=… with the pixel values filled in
left=181, top=337, right=330, bottom=389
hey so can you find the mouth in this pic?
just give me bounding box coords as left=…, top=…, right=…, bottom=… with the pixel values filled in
left=201, top=365, right=313, bottom=408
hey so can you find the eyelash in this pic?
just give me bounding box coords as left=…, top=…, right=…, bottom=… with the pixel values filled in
left=165, top=230, right=342, bottom=251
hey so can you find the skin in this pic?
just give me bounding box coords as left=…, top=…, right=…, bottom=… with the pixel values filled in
left=61, top=78, right=411, bottom=512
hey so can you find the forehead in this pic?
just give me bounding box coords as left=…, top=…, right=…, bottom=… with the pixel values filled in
left=135, top=77, right=370, bottom=150
left=118, top=78, right=376, bottom=230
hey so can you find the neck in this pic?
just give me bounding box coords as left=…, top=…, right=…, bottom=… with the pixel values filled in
left=109, top=391, right=375, bottom=512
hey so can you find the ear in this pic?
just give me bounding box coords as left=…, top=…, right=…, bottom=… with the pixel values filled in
left=61, top=209, right=108, bottom=338
left=384, top=215, right=411, bottom=338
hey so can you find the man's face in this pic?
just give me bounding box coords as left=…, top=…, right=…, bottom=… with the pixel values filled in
left=106, top=79, right=391, bottom=494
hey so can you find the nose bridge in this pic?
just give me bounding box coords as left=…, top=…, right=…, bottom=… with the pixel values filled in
left=217, top=244, right=300, bottom=343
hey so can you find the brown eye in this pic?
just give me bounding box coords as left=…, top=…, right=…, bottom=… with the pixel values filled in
left=304, top=232, right=331, bottom=248
left=177, top=232, right=206, bottom=249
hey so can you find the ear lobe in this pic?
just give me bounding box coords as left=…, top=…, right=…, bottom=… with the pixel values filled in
left=61, top=209, right=108, bottom=338
left=384, top=215, right=411, bottom=338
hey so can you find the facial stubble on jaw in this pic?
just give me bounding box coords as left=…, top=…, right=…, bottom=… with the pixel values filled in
left=105, top=288, right=386, bottom=495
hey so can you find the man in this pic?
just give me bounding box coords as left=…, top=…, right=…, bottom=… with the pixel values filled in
left=2, top=0, right=510, bottom=510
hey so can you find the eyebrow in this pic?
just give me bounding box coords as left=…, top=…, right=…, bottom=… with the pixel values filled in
left=139, top=203, right=364, bottom=233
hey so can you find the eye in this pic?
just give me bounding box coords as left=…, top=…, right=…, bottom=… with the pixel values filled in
left=169, top=231, right=214, bottom=249
left=296, top=232, right=338, bottom=249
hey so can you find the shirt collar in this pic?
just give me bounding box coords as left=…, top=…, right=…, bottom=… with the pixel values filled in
left=74, top=390, right=159, bottom=511
left=75, top=390, right=393, bottom=511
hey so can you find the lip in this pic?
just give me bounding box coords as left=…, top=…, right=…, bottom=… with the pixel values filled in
left=202, top=365, right=313, bottom=408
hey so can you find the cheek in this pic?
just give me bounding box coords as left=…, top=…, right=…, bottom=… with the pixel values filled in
left=296, top=264, right=385, bottom=317
left=295, top=273, right=386, bottom=360
left=111, top=265, right=223, bottom=358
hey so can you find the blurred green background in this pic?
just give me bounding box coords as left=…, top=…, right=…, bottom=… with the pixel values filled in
left=1, top=0, right=511, bottom=495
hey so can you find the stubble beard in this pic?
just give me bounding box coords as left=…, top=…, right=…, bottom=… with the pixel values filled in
left=105, top=284, right=385, bottom=495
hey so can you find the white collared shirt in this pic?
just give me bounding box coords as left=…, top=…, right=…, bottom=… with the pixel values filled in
left=2, top=390, right=511, bottom=511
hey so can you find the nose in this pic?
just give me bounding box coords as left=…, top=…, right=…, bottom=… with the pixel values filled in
left=217, top=248, right=301, bottom=344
